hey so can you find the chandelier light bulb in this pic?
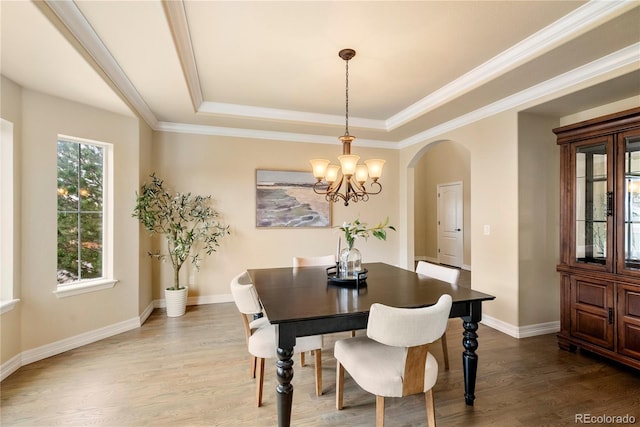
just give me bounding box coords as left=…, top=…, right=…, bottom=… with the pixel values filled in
left=310, top=159, right=330, bottom=180
left=326, top=165, right=341, bottom=183
left=365, top=159, right=385, bottom=180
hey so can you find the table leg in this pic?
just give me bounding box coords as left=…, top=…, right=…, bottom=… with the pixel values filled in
left=462, top=319, right=478, bottom=405
left=461, top=300, right=482, bottom=406
left=276, top=347, right=294, bottom=426
left=276, top=328, right=296, bottom=427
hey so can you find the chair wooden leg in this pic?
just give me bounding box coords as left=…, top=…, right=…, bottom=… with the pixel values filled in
left=440, top=333, right=450, bottom=370
left=376, top=395, right=385, bottom=427
left=250, top=355, right=257, bottom=378
left=350, top=330, right=356, bottom=337
left=256, top=358, right=265, bottom=407
left=301, top=352, right=306, bottom=366
left=314, top=349, right=322, bottom=396
left=336, top=361, right=344, bottom=410
left=425, top=388, right=436, bottom=427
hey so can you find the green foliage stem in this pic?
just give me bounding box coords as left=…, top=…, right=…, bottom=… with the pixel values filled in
left=338, top=217, right=396, bottom=250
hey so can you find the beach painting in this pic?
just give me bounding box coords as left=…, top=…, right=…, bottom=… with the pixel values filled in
left=256, top=170, right=331, bottom=228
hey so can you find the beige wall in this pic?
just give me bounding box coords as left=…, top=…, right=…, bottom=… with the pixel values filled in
left=150, top=131, right=400, bottom=300
left=413, top=141, right=471, bottom=267
left=0, top=82, right=144, bottom=366
left=138, top=123, right=153, bottom=314
left=1, top=76, right=23, bottom=364
left=402, top=112, right=520, bottom=325
left=518, top=113, right=560, bottom=326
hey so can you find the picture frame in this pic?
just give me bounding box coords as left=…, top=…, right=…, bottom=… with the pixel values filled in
left=256, top=169, right=331, bottom=228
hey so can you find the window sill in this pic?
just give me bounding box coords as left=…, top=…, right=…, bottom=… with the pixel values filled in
left=0, top=299, right=20, bottom=314
left=54, top=279, right=118, bottom=298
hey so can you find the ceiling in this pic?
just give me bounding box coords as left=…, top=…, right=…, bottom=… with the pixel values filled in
left=2, top=1, right=639, bottom=149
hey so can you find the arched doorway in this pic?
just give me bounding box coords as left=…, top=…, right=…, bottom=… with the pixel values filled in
left=410, top=140, right=471, bottom=270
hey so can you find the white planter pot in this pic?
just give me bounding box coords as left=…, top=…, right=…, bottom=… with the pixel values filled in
left=165, top=286, right=188, bottom=317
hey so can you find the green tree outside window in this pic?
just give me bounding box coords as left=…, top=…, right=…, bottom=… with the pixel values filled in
left=57, top=140, right=104, bottom=284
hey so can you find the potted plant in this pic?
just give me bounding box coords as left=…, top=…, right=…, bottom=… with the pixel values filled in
left=133, top=174, right=230, bottom=317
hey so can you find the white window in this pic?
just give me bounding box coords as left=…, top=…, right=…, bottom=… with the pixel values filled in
left=55, top=135, right=115, bottom=297
left=1, top=119, right=17, bottom=313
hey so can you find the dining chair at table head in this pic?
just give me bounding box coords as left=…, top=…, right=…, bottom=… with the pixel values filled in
left=293, top=254, right=357, bottom=347
left=415, top=261, right=460, bottom=370
left=230, top=271, right=324, bottom=407
left=334, top=294, right=453, bottom=427
left=292, top=254, right=336, bottom=267
left=415, top=261, right=460, bottom=287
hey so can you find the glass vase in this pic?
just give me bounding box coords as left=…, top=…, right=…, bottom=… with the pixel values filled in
left=339, top=246, right=362, bottom=279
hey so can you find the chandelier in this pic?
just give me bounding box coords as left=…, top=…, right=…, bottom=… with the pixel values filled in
left=310, top=48, right=385, bottom=206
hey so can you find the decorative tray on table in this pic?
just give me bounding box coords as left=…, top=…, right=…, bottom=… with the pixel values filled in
left=326, top=265, right=367, bottom=289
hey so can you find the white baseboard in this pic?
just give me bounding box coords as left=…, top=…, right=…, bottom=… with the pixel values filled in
left=414, top=256, right=470, bottom=271
left=481, top=315, right=560, bottom=339
left=153, top=293, right=233, bottom=308
left=1, top=354, right=21, bottom=382
left=1, top=304, right=155, bottom=382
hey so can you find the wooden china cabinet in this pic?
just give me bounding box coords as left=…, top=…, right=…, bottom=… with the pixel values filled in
left=555, top=107, right=640, bottom=370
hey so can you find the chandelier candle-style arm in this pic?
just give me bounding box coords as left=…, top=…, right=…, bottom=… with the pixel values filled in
left=308, top=48, right=386, bottom=206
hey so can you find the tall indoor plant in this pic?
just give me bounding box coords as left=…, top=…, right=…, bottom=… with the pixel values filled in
left=133, top=174, right=229, bottom=317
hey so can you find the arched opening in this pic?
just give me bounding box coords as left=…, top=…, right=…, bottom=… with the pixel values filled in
left=409, top=140, right=471, bottom=271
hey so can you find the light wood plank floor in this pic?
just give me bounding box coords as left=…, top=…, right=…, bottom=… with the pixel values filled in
left=2, top=280, right=640, bottom=426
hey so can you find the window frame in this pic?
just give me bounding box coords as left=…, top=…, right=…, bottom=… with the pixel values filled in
left=1, top=119, right=18, bottom=313
left=54, top=135, right=116, bottom=298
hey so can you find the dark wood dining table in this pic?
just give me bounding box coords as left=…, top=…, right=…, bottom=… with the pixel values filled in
left=247, top=262, right=496, bottom=427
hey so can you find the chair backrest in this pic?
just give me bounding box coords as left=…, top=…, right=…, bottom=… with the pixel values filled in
left=415, top=261, right=460, bottom=286
left=366, top=294, right=453, bottom=348
left=230, top=271, right=262, bottom=315
left=292, top=255, right=336, bottom=267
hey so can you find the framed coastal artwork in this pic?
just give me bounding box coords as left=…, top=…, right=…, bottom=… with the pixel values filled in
left=255, top=169, right=331, bottom=228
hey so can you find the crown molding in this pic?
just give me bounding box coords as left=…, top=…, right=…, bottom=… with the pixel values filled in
left=386, top=0, right=638, bottom=131
left=169, top=0, right=636, bottom=130
left=162, top=0, right=203, bottom=111
left=198, top=101, right=386, bottom=130
left=43, top=0, right=638, bottom=149
left=398, top=43, right=640, bottom=149
left=155, top=121, right=397, bottom=149
left=44, top=0, right=158, bottom=128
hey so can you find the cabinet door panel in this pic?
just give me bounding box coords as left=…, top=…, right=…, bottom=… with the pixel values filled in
left=616, top=129, right=640, bottom=277
left=570, top=137, right=614, bottom=272
left=570, top=277, right=614, bottom=349
left=617, top=283, right=640, bottom=359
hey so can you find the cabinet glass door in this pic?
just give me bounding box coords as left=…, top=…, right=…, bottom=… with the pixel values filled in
left=575, top=143, right=610, bottom=266
left=622, top=134, right=640, bottom=270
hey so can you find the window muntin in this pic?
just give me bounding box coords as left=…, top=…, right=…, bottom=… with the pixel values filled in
left=57, top=137, right=110, bottom=285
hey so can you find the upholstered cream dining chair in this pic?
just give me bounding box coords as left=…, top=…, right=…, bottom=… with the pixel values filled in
left=292, top=254, right=342, bottom=366
left=292, top=254, right=336, bottom=267
left=415, top=261, right=460, bottom=370
left=334, top=294, right=453, bottom=427
left=230, top=271, right=324, bottom=406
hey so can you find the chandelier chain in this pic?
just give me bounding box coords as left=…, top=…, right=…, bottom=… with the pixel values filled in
left=344, top=58, right=349, bottom=136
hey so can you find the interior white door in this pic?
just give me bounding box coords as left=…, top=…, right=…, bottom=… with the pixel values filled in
left=437, top=182, right=463, bottom=267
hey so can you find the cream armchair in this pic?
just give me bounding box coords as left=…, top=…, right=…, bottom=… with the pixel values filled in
left=230, top=271, right=323, bottom=406
left=334, top=294, right=453, bottom=427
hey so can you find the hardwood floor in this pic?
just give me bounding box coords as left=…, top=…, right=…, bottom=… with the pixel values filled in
left=2, top=274, right=639, bottom=426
